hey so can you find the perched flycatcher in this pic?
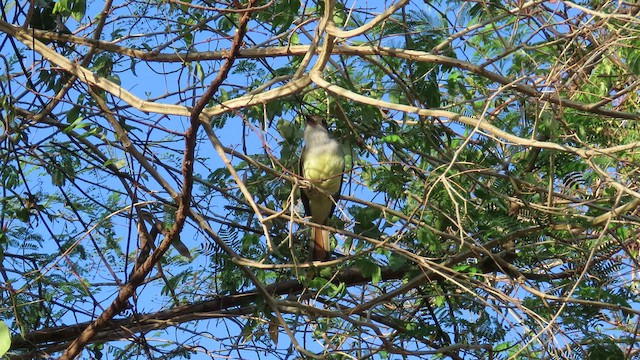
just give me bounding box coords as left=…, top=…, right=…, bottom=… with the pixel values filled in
left=300, top=115, right=345, bottom=261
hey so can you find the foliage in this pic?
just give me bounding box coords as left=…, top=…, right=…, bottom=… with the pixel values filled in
left=0, top=0, right=639, bottom=359
left=0, top=320, right=9, bottom=357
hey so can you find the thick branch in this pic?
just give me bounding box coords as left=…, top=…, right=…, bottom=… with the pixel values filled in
left=11, top=266, right=405, bottom=355
left=2, top=17, right=636, bottom=121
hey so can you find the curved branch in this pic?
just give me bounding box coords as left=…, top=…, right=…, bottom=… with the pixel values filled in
left=10, top=266, right=406, bottom=356
left=309, top=71, right=640, bottom=156
left=325, top=0, right=410, bottom=39
left=2, top=16, right=636, bottom=121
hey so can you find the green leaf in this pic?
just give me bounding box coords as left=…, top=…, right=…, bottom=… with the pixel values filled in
left=53, top=0, right=70, bottom=15
left=494, top=341, right=510, bottom=352
left=217, top=16, right=235, bottom=32
left=388, top=252, right=407, bottom=271
left=352, top=206, right=382, bottom=237
left=354, top=258, right=381, bottom=285
left=66, top=106, right=80, bottom=123
left=271, top=0, right=299, bottom=34
left=71, top=0, right=86, bottom=21
left=276, top=118, right=298, bottom=142
left=194, top=62, right=204, bottom=83
left=587, top=341, right=624, bottom=360
left=380, top=134, right=404, bottom=145
left=130, top=58, right=137, bottom=76
left=0, top=320, right=11, bottom=356
left=63, top=117, right=89, bottom=133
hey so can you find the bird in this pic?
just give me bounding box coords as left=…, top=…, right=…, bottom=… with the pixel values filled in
left=300, top=115, right=345, bottom=261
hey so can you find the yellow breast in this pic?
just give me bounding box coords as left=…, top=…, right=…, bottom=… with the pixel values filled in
left=302, top=154, right=344, bottom=194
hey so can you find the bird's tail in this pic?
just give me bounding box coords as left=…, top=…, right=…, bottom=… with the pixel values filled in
left=311, top=228, right=330, bottom=261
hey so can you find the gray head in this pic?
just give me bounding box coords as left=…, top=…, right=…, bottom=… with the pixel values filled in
left=304, top=115, right=330, bottom=141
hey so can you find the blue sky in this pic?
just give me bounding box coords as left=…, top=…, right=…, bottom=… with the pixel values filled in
left=2, top=0, right=637, bottom=358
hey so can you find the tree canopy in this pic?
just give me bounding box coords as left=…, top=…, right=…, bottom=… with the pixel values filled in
left=2, top=0, right=640, bottom=359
